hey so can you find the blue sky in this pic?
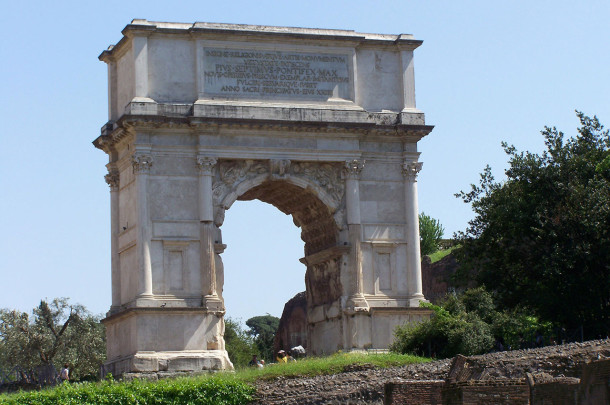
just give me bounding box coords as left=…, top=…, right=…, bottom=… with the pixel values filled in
left=1, top=1, right=608, bottom=323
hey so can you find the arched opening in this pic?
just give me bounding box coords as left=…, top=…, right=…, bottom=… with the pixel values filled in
left=221, top=199, right=305, bottom=321
left=219, top=178, right=344, bottom=356
left=237, top=180, right=338, bottom=256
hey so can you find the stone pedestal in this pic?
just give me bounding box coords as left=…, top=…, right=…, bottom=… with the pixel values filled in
left=102, top=308, right=232, bottom=376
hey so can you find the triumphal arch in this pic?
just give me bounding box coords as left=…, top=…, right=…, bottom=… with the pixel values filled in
left=94, top=20, right=434, bottom=376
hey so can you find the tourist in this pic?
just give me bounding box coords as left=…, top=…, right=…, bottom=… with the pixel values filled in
left=59, top=364, right=69, bottom=383
left=276, top=350, right=288, bottom=363
left=249, top=354, right=262, bottom=368
left=287, top=350, right=297, bottom=362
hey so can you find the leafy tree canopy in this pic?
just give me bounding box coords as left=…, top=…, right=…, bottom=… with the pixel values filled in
left=454, top=112, right=610, bottom=338
left=224, top=317, right=256, bottom=368
left=419, top=212, right=445, bottom=256
left=245, top=315, right=279, bottom=338
left=245, top=315, right=279, bottom=363
left=0, top=298, right=105, bottom=380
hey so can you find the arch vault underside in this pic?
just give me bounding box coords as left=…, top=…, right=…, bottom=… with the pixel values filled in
left=95, top=20, right=434, bottom=376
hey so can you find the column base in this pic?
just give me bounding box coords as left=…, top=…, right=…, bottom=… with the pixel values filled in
left=101, top=350, right=233, bottom=379
left=345, top=294, right=370, bottom=314
left=203, top=295, right=224, bottom=314
left=126, top=97, right=158, bottom=115
left=408, top=294, right=428, bottom=308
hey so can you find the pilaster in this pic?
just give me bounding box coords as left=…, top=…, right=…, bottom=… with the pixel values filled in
left=127, top=33, right=157, bottom=114
left=400, top=50, right=416, bottom=111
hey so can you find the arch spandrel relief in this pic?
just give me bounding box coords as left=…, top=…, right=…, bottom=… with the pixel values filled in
left=211, top=159, right=346, bottom=230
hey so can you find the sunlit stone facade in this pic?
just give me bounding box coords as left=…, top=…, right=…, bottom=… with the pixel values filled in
left=94, top=20, right=433, bottom=376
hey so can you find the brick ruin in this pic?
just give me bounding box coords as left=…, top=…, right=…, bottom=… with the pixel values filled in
left=385, top=349, right=610, bottom=405
left=253, top=339, right=609, bottom=404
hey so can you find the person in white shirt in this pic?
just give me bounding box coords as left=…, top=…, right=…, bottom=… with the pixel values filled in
left=59, top=364, right=69, bottom=382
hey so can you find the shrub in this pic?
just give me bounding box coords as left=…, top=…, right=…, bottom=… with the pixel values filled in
left=0, top=376, right=255, bottom=405
left=390, top=287, right=551, bottom=358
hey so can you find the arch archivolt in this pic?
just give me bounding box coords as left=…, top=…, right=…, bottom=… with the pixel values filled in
left=211, top=159, right=347, bottom=232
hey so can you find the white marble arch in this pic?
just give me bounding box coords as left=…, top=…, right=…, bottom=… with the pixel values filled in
left=95, top=20, right=434, bottom=376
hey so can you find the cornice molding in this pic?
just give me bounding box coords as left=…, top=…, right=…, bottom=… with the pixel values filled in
left=93, top=114, right=433, bottom=154
left=99, top=20, right=423, bottom=63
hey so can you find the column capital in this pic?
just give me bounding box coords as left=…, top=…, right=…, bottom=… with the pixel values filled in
left=343, top=159, right=365, bottom=179
left=197, top=156, right=217, bottom=175
left=132, top=153, right=153, bottom=174
left=402, top=161, right=423, bottom=181
left=105, top=169, right=120, bottom=191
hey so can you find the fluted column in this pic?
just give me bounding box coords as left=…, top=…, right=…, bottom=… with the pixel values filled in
left=343, top=159, right=368, bottom=312
left=403, top=161, right=425, bottom=306
left=105, top=167, right=121, bottom=309
left=197, top=156, right=223, bottom=312
left=132, top=153, right=153, bottom=298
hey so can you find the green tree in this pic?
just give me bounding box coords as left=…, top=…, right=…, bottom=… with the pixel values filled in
left=224, top=317, right=256, bottom=368
left=245, top=315, right=279, bottom=362
left=0, top=298, right=105, bottom=380
left=454, top=112, right=610, bottom=338
left=419, top=212, right=445, bottom=256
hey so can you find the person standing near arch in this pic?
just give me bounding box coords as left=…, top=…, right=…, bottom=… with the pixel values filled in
left=59, top=364, right=69, bottom=383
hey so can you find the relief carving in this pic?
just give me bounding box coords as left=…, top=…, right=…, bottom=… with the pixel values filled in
left=212, top=159, right=345, bottom=213
left=306, top=258, right=342, bottom=306
left=290, top=162, right=344, bottom=204
left=270, top=159, right=291, bottom=177
left=212, top=160, right=268, bottom=210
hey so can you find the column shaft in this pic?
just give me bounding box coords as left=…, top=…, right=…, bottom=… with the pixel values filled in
left=345, top=177, right=361, bottom=225
left=106, top=169, right=121, bottom=308
left=343, top=160, right=368, bottom=311
left=133, top=154, right=153, bottom=298
left=403, top=161, right=425, bottom=304
left=200, top=222, right=216, bottom=296
left=197, top=157, right=222, bottom=311
left=110, top=188, right=121, bottom=305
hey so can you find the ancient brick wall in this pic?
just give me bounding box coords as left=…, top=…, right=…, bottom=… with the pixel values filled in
left=255, top=338, right=609, bottom=404
left=382, top=344, right=609, bottom=405
left=530, top=378, right=580, bottom=405
left=383, top=380, right=443, bottom=405
left=578, top=358, right=610, bottom=405
left=443, top=381, right=529, bottom=405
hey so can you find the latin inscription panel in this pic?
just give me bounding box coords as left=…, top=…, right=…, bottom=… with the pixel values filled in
left=202, top=48, right=352, bottom=101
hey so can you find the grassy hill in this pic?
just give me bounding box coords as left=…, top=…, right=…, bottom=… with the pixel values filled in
left=0, top=352, right=427, bottom=404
